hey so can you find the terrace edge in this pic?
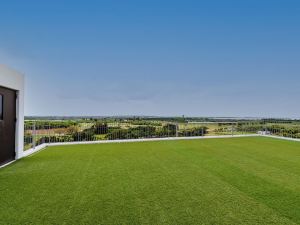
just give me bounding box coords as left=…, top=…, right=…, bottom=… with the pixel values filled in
left=3, top=134, right=300, bottom=169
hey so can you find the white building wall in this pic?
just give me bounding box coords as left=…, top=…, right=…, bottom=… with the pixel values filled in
left=0, top=65, right=24, bottom=159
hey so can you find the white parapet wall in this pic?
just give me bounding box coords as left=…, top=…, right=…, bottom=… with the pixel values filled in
left=21, top=133, right=300, bottom=160
left=0, top=65, right=25, bottom=160
left=264, top=135, right=300, bottom=142
left=23, top=134, right=261, bottom=158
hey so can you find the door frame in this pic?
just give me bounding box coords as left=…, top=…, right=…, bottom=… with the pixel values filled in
left=0, top=65, right=24, bottom=164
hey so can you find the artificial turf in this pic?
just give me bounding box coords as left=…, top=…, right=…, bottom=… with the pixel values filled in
left=0, top=137, right=300, bottom=225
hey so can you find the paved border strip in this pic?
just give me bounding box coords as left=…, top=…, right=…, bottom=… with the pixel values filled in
left=0, top=160, right=16, bottom=169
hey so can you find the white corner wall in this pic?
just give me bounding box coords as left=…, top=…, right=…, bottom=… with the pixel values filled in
left=0, top=65, right=24, bottom=159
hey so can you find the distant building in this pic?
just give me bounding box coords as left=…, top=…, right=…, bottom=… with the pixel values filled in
left=258, top=131, right=271, bottom=135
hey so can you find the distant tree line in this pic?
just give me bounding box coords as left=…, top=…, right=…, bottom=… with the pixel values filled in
left=25, top=120, right=77, bottom=129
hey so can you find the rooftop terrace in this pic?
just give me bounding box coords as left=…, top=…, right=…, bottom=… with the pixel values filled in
left=1, top=137, right=299, bottom=225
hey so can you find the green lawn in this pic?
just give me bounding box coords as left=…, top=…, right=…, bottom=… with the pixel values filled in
left=0, top=137, right=300, bottom=225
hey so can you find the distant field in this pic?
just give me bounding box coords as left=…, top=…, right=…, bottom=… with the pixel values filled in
left=1, top=137, right=300, bottom=224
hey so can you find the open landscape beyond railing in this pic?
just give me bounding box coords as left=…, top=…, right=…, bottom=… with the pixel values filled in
left=24, top=118, right=300, bottom=150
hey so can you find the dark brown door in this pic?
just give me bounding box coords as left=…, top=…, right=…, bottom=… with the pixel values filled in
left=0, top=86, right=16, bottom=166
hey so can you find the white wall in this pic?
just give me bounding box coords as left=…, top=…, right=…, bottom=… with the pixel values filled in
left=0, top=65, right=24, bottom=159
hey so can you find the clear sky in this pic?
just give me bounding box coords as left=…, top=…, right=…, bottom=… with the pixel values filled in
left=1, top=0, right=299, bottom=117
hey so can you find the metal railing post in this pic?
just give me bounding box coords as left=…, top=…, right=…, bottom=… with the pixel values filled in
left=33, top=122, right=36, bottom=149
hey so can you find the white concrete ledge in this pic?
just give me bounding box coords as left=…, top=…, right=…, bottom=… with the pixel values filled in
left=48, top=134, right=261, bottom=146
left=22, top=143, right=48, bottom=157
left=263, top=135, right=300, bottom=142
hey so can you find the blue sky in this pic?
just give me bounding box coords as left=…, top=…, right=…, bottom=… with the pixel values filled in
left=1, top=0, right=300, bottom=117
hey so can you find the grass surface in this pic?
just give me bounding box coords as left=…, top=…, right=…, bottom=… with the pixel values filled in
left=0, top=137, right=300, bottom=225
